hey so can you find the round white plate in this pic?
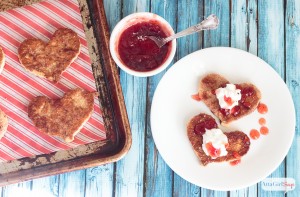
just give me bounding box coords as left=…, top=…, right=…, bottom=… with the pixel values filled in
left=150, top=47, right=295, bottom=191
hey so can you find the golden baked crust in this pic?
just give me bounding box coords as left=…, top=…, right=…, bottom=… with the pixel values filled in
left=0, top=109, right=8, bottom=140
left=0, top=46, right=5, bottom=74
left=187, top=113, right=250, bottom=166
left=28, top=88, right=96, bottom=142
left=199, top=73, right=261, bottom=125
left=18, top=28, right=80, bottom=82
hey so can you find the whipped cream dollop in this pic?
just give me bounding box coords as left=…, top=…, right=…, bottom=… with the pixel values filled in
left=202, top=128, right=228, bottom=159
left=215, top=84, right=241, bottom=110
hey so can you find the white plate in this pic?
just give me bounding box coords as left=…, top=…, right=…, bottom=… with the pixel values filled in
left=150, top=47, right=295, bottom=191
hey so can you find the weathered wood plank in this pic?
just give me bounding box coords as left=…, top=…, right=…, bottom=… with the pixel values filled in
left=113, top=0, right=149, bottom=197
left=58, top=170, right=86, bottom=197
left=231, top=0, right=247, bottom=50
left=257, top=1, right=285, bottom=196
left=285, top=0, right=300, bottom=196
left=247, top=0, right=258, bottom=56
left=230, top=0, right=258, bottom=196
left=173, top=0, right=203, bottom=196
left=204, top=0, right=230, bottom=48
left=202, top=0, right=229, bottom=195
left=2, top=181, right=32, bottom=197
left=144, top=0, right=177, bottom=196
left=31, top=176, right=59, bottom=197
left=85, top=165, right=114, bottom=197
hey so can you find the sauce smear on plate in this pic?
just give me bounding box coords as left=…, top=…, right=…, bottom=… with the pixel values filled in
left=230, top=159, right=241, bottom=166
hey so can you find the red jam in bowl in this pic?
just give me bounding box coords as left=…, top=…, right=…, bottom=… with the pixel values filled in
left=117, top=21, right=172, bottom=72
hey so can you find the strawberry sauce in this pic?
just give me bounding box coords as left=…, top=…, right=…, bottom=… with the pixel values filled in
left=259, top=117, right=266, bottom=125
left=193, top=119, right=217, bottom=135
left=250, top=129, right=260, bottom=140
left=230, top=159, right=241, bottom=166
left=118, top=21, right=171, bottom=72
left=257, top=103, right=268, bottom=114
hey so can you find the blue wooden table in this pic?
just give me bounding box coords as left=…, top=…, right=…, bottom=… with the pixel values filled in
left=1, top=0, right=299, bottom=196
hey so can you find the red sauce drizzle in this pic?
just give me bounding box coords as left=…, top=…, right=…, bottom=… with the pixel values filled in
left=231, top=106, right=241, bottom=117
left=250, top=129, right=260, bottom=140
left=230, top=159, right=241, bottom=166
left=233, top=152, right=241, bottom=159
left=205, top=142, right=221, bottom=158
left=193, top=119, right=217, bottom=135
left=240, top=87, right=254, bottom=109
left=259, top=117, right=266, bottom=125
left=257, top=103, right=268, bottom=114
left=118, top=21, right=171, bottom=72
left=260, top=126, right=269, bottom=135
left=191, top=93, right=201, bottom=101
left=224, top=96, right=233, bottom=105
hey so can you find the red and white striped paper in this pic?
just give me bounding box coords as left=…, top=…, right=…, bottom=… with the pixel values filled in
left=0, top=0, right=106, bottom=162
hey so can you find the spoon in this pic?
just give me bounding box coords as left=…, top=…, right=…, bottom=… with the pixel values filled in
left=148, top=14, right=219, bottom=48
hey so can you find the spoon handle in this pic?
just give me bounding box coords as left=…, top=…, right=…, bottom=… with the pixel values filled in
left=164, top=14, right=219, bottom=43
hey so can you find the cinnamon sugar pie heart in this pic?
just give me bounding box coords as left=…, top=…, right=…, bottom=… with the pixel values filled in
left=187, top=113, right=250, bottom=166
left=18, top=28, right=80, bottom=82
left=198, top=73, right=261, bottom=125
left=28, top=88, right=96, bottom=142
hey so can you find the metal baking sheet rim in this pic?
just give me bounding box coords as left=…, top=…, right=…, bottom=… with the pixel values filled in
left=0, top=0, right=132, bottom=186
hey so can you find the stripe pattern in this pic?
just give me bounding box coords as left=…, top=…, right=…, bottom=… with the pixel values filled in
left=0, top=0, right=106, bottom=162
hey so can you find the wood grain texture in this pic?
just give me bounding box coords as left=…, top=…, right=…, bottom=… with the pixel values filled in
left=204, top=0, right=230, bottom=48
left=144, top=0, right=176, bottom=196
left=173, top=0, right=203, bottom=196
left=31, top=176, right=59, bottom=197
left=285, top=0, right=300, bottom=196
left=2, top=181, right=32, bottom=197
left=248, top=0, right=258, bottom=55
left=85, top=165, right=114, bottom=196
left=230, top=1, right=257, bottom=196
left=58, top=171, right=85, bottom=197
left=257, top=1, right=286, bottom=196
left=114, top=0, right=149, bottom=196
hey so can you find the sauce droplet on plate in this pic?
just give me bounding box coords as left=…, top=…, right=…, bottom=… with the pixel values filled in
left=259, top=117, right=266, bottom=125
left=257, top=103, right=268, bottom=114
left=260, top=126, right=269, bottom=135
left=230, top=159, right=241, bottom=166
left=250, top=129, right=260, bottom=140
left=191, top=93, right=201, bottom=101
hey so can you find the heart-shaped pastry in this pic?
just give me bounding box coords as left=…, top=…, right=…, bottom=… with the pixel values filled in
left=0, top=46, right=5, bottom=74
left=18, top=28, right=80, bottom=82
left=187, top=113, right=250, bottom=166
left=28, top=88, right=96, bottom=142
left=199, top=73, right=261, bottom=125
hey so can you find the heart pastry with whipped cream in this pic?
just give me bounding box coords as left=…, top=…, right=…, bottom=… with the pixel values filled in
left=187, top=113, right=250, bottom=166
left=198, top=73, right=261, bottom=126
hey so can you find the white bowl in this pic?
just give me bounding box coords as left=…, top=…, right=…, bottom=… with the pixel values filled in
left=109, top=12, right=176, bottom=77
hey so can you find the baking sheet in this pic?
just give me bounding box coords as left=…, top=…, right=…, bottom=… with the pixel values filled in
left=0, top=0, right=106, bottom=162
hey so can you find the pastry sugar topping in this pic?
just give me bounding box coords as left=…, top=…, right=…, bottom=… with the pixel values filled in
left=215, top=84, right=241, bottom=110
